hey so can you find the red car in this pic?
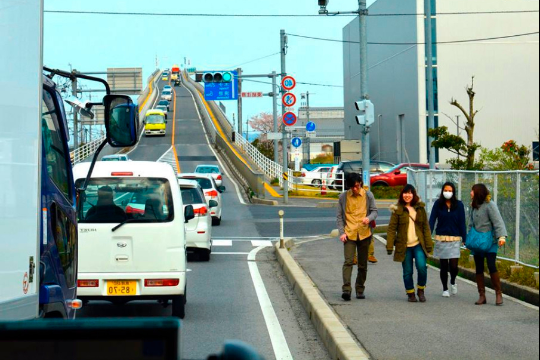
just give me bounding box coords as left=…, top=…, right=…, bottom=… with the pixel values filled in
left=370, top=163, right=431, bottom=187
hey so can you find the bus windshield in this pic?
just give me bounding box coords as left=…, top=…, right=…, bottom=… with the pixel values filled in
left=146, top=115, right=165, bottom=125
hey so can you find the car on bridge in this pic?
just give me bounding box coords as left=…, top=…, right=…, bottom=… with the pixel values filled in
left=194, top=164, right=224, bottom=187
left=161, top=90, right=173, bottom=102
left=158, top=99, right=170, bottom=112
left=155, top=105, right=169, bottom=119
left=179, top=179, right=215, bottom=261
left=178, top=173, right=225, bottom=226
left=144, top=110, right=167, bottom=137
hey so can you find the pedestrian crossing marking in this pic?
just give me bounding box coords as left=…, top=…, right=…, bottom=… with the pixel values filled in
left=211, top=239, right=275, bottom=247
left=213, top=240, right=233, bottom=247
left=251, top=240, right=273, bottom=247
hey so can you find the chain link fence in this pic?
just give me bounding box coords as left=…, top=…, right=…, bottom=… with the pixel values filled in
left=408, top=170, right=540, bottom=268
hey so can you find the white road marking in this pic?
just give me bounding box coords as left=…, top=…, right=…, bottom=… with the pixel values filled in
left=185, top=84, right=247, bottom=205
left=251, top=240, right=273, bottom=248
left=248, top=246, right=293, bottom=360
left=212, top=252, right=251, bottom=255
left=373, top=235, right=539, bottom=311
left=212, top=240, right=233, bottom=247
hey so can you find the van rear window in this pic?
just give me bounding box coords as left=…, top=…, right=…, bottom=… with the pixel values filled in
left=76, top=178, right=174, bottom=224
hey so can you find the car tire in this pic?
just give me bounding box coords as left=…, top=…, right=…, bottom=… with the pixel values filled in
left=200, top=249, right=211, bottom=262
left=172, top=294, right=186, bottom=319
left=212, top=217, right=222, bottom=226
left=312, top=179, right=322, bottom=186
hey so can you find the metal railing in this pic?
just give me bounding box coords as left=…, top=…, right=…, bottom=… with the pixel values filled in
left=408, top=169, right=540, bottom=268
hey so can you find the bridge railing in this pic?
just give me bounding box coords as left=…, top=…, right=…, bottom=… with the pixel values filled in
left=408, top=169, right=540, bottom=269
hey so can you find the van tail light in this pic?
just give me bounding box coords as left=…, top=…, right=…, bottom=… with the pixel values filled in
left=206, top=190, right=219, bottom=198
left=111, top=172, right=134, bottom=176
left=217, top=175, right=222, bottom=181
left=145, top=279, right=180, bottom=287
left=78, top=280, right=99, bottom=288
left=126, top=206, right=144, bottom=215
left=194, top=207, right=208, bottom=217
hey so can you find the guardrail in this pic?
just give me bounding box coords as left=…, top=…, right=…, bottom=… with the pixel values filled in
left=182, top=72, right=265, bottom=199
left=408, top=169, right=540, bottom=269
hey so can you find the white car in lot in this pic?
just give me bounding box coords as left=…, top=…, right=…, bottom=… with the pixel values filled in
left=194, top=164, right=224, bottom=187
left=73, top=162, right=193, bottom=319
left=299, top=166, right=332, bottom=186
left=178, top=173, right=225, bottom=226
left=179, top=179, right=216, bottom=261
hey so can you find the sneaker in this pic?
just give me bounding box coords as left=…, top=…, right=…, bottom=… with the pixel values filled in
left=342, top=292, right=351, bottom=301
left=368, top=255, right=378, bottom=264
left=451, top=284, right=458, bottom=295
left=442, top=290, right=450, bottom=298
left=356, top=292, right=366, bottom=300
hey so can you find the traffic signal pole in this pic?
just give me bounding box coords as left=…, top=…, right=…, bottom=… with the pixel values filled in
left=425, top=0, right=437, bottom=169
left=280, top=29, right=289, bottom=204
left=272, top=71, right=279, bottom=164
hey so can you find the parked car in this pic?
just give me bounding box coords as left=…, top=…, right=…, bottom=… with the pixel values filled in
left=370, top=163, right=431, bottom=187
left=194, top=164, right=223, bottom=187
left=332, top=160, right=396, bottom=189
left=299, top=165, right=333, bottom=186
left=73, top=161, right=192, bottom=319
left=178, top=173, right=225, bottom=226
left=102, top=154, right=131, bottom=162
left=158, top=99, right=170, bottom=112
left=179, top=179, right=215, bottom=261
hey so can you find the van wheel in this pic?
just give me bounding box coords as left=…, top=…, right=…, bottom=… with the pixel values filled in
left=200, top=249, right=211, bottom=262
left=172, top=295, right=186, bottom=319
left=212, top=217, right=222, bottom=226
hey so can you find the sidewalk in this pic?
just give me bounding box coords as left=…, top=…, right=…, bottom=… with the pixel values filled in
left=290, top=237, right=539, bottom=360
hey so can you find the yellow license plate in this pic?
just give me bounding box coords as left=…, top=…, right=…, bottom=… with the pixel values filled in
left=106, top=281, right=137, bottom=296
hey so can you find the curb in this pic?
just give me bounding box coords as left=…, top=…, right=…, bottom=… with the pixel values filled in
left=317, top=202, right=339, bottom=208
left=275, top=240, right=370, bottom=360
left=252, top=197, right=278, bottom=206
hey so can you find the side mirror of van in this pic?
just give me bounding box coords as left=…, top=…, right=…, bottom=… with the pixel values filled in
left=395, top=170, right=402, bottom=175
left=209, top=200, right=219, bottom=208
left=184, top=205, right=195, bottom=223
left=219, top=186, right=226, bottom=193
left=103, top=95, right=139, bottom=148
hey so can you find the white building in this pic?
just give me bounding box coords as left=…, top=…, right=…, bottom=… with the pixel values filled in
left=343, top=0, right=539, bottom=164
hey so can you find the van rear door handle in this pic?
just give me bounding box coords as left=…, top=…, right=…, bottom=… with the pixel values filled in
left=116, top=256, right=129, bottom=262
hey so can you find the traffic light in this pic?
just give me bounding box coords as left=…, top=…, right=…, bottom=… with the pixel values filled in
left=355, top=100, right=375, bottom=127
left=202, top=71, right=233, bottom=83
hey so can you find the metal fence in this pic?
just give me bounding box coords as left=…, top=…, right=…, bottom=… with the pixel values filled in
left=408, top=170, right=540, bottom=268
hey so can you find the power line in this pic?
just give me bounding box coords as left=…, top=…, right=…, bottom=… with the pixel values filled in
left=227, top=52, right=280, bottom=69
left=287, top=31, right=540, bottom=46
left=44, top=10, right=539, bottom=17
left=243, top=78, right=342, bottom=88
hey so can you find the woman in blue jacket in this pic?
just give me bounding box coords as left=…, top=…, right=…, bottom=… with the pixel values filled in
left=429, top=182, right=467, bottom=298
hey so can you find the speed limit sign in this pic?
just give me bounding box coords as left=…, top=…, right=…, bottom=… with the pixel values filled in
left=282, top=76, right=296, bottom=91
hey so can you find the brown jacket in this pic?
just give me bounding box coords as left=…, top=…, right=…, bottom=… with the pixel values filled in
left=386, top=202, right=433, bottom=263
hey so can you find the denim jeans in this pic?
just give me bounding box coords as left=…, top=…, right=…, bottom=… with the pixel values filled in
left=402, top=244, right=428, bottom=293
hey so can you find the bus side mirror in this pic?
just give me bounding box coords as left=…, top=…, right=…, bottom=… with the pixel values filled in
left=103, top=95, right=138, bottom=148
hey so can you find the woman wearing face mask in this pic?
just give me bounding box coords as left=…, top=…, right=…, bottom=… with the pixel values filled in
left=429, top=182, right=467, bottom=298
left=387, top=185, right=433, bottom=303
left=469, top=184, right=507, bottom=306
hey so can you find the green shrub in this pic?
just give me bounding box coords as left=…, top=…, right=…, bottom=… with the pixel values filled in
left=372, top=185, right=403, bottom=200
left=270, top=178, right=280, bottom=186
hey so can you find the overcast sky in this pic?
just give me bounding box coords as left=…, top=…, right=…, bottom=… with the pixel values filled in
left=44, top=0, right=377, bottom=129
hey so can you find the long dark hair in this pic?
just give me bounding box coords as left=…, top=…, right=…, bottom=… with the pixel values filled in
left=399, top=184, right=420, bottom=207
left=472, top=184, right=490, bottom=209
left=439, top=182, right=458, bottom=210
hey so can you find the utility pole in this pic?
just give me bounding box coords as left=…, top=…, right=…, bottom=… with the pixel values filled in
left=71, top=71, right=79, bottom=149
left=272, top=71, right=279, bottom=164
left=426, top=0, right=436, bottom=169
left=359, top=0, right=371, bottom=189
left=305, top=91, right=311, bottom=164
left=237, top=67, right=243, bottom=137
left=457, top=115, right=460, bottom=161
left=280, top=29, right=289, bottom=204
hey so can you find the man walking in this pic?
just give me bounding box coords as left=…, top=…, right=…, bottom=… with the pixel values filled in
left=337, top=173, right=379, bottom=300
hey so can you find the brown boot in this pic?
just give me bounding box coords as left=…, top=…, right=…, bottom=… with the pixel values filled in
left=475, top=274, right=487, bottom=305
left=491, top=272, right=504, bottom=306
left=417, top=288, right=427, bottom=303
left=407, top=292, right=418, bottom=303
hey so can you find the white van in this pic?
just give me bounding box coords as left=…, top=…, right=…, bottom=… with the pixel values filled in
left=73, top=161, right=194, bottom=318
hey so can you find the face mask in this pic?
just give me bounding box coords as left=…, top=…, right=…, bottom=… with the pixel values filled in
left=443, top=192, right=453, bottom=200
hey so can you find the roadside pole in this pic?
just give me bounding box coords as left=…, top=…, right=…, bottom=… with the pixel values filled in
left=237, top=67, right=243, bottom=138
left=281, top=29, right=289, bottom=204
left=359, top=0, right=371, bottom=189
left=306, top=91, right=311, bottom=163
left=72, top=73, right=79, bottom=149
left=272, top=71, right=279, bottom=164
left=426, top=0, right=436, bottom=169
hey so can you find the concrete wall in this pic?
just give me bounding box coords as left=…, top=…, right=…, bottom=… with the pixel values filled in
left=343, top=0, right=422, bottom=163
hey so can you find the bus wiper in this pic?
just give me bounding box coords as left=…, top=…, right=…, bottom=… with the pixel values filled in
left=112, top=219, right=153, bottom=232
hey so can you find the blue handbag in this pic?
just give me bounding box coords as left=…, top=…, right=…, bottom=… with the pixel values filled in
left=466, top=211, right=493, bottom=253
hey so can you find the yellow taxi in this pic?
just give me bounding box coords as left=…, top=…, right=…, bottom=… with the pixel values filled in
left=144, top=110, right=167, bottom=137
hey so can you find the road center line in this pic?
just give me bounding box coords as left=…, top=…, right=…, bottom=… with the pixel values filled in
left=248, top=246, right=293, bottom=360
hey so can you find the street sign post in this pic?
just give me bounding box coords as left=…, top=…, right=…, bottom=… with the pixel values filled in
left=204, top=70, right=238, bottom=101
left=292, top=137, right=302, bottom=148
left=282, top=93, right=297, bottom=107
left=283, top=112, right=297, bottom=127
left=282, top=76, right=296, bottom=91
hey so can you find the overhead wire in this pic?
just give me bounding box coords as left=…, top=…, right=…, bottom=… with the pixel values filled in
left=227, top=52, right=280, bottom=69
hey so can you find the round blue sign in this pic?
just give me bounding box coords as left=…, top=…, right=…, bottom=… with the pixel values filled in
left=306, top=122, right=316, bottom=132
left=292, top=137, right=302, bottom=148
left=283, top=112, right=297, bottom=127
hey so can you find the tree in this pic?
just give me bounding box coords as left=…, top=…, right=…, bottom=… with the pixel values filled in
left=249, top=112, right=282, bottom=162
left=479, top=140, right=534, bottom=171
left=428, top=76, right=482, bottom=170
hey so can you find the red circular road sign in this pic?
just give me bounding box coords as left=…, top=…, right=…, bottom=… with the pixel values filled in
left=282, top=93, right=297, bottom=107
left=283, top=112, right=297, bottom=127
left=282, top=76, right=296, bottom=91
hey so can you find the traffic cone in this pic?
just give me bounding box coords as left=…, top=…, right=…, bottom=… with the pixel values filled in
left=321, top=180, right=327, bottom=196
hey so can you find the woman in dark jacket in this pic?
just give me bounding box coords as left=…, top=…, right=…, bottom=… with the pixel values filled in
left=387, top=185, right=434, bottom=303
left=469, top=184, right=508, bottom=306
left=430, top=182, right=467, bottom=298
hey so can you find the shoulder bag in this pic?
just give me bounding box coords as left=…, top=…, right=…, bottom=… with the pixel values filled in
left=466, top=210, right=493, bottom=253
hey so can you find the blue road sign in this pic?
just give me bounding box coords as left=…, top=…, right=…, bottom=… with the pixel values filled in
left=306, top=122, right=316, bottom=132
left=204, top=70, right=239, bottom=101
left=292, top=137, right=302, bottom=148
